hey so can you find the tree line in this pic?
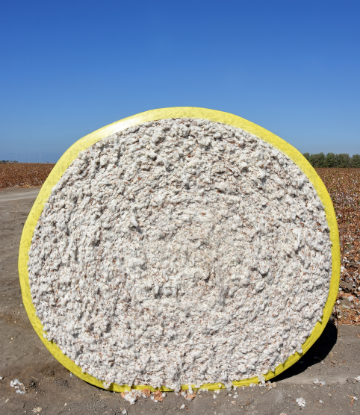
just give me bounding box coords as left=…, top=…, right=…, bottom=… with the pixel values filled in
left=303, top=153, right=360, bottom=168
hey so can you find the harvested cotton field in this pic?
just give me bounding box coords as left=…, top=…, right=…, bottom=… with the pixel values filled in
left=316, top=168, right=360, bottom=324
left=0, top=163, right=55, bottom=189
left=27, top=118, right=333, bottom=390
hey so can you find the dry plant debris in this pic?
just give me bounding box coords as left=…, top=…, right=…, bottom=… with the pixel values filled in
left=120, top=388, right=152, bottom=404
left=152, top=390, right=165, bottom=401
left=348, top=395, right=358, bottom=405
left=120, top=388, right=165, bottom=404
left=180, top=389, right=197, bottom=400
left=0, top=163, right=54, bottom=189
left=316, top=168, right=360, bottom=324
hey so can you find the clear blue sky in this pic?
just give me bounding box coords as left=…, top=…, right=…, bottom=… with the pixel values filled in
left=1, top=0, right=359, bottom=162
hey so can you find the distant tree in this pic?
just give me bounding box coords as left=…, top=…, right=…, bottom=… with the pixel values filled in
left=311, top=154, right=316, bottom=167
left=351, top=154, right=360, bottom=168
left=309, top=152, right=326, bottom=167
left=325, top=153, right=335, bottom=167
left=303, top=153, right=360, bottom=167
left=338, top=153, right=350, bottom=168
left=318, top=152, right=326, bottom=167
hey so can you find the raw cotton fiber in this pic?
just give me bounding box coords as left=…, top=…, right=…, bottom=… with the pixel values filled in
left=28, top=118, right=332, bottom=390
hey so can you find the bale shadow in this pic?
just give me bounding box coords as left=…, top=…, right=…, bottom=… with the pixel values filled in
left=272, top=320, right=338, bottom=382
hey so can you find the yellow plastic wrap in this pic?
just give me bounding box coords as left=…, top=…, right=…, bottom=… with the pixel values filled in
left=18, top=107, right=340, bottom=391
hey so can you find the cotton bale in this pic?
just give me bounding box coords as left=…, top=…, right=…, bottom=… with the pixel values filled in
left=19, top=107, right=340, bottom=392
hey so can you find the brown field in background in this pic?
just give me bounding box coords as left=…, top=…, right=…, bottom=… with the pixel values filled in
left=316, top=168, right=360, bottom=325
left=0, top=163, right=55, bottom=189
left=0, top=163, right=359, bottom=324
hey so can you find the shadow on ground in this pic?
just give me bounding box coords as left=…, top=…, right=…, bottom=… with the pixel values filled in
left=273, top=321, right=338, bottom=382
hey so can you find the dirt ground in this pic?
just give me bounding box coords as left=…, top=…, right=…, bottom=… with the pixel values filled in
left=1, top=187, right=360, bottom=415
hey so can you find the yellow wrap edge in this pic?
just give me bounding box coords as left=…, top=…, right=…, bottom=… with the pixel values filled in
left=18, top=107, right=340, bottom=391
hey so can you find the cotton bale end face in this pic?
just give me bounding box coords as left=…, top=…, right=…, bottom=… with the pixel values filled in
left=19, top=107, right=340, bottom=392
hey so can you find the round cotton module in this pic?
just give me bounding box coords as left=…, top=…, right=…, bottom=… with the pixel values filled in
left=19, top=108, right=340, bottom=392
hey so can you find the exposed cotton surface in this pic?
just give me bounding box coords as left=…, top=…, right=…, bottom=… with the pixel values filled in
left=28, top=118, right=332, bottom=391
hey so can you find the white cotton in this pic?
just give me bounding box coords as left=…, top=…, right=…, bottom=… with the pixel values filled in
left=122, top=390, right=142, bottom=405
left=10, top=379, right=26, bottom=394
left=296, top=397, right=306, bottom=408
left=10, top=379, right=21, bottom=387
left=28, top=118, right=332, bottom=390
left=130, top=216, right=138, bottom=227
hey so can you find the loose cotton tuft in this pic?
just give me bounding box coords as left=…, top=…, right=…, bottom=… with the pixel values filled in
left=28, top=118, right=332, bottom=390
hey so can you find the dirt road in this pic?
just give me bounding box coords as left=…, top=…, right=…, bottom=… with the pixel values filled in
left=0, top=187, right=359, bottom=414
